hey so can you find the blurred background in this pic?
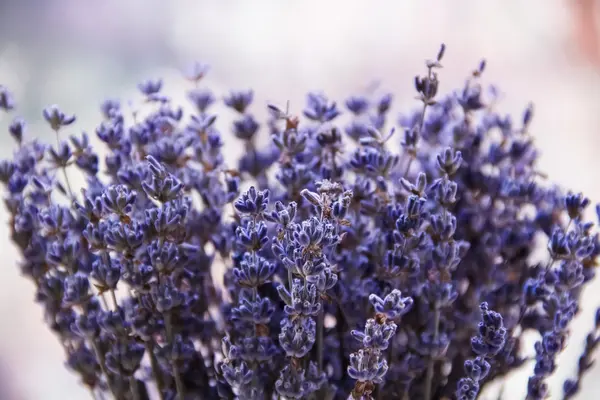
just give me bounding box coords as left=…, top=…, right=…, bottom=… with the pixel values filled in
left=0, top=0, right=599, bottom=398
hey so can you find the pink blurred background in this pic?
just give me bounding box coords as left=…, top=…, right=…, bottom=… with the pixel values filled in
left=0, top=1, right=599, bottom=398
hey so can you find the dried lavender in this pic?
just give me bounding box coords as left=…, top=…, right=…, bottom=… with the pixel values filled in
left=563, top=308, right=600, bottom=399
left=1, top=45, right=599, bottom=400
left=456, top=302, right=506, bottom=400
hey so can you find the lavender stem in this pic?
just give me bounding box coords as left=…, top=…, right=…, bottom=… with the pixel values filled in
left=424, top=306, right=440, bottom=400
left=164, top=312, right=185, bottom=400
left=91, top=340, right=120, bottom=400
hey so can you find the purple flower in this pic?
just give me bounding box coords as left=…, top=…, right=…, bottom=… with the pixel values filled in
left=187, top=89, right=215, bottom=113
left=345, top=95, right=369, bottom=115
left=9, top=117, right=26, bottom=143
left=137, top=79, right=163, bottom=96
left=279, top=317, right=316, bottom=358
left=224, top=90, right=254, bottom=114
left=43, top=105, right=76, bottom=130
left=0, top=86, right=15, bottom=111
left=63, top=273, right=91, bottom=305
left=184, top=61, right=209, bottom=82
left=369, top=289, right=413, bottom=320
left=303, top=92, right=340, bottom=122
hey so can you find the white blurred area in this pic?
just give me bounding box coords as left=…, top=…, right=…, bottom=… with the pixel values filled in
left=0, top=0, right=599, bottom=398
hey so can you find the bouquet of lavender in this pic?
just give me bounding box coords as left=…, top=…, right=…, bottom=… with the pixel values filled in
left=0, top=45, right=599, bottom=400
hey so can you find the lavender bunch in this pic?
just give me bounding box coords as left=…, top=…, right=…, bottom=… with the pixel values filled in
left=1, top=46, right=599, bottom=400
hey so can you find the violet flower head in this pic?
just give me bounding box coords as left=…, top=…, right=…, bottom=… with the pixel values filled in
left=184, top=61, right=209, bottom=83
left=345, top=95, right=370, bottom=115
left=99, top=99, right=120, bottom=119
left=369, top=289, right=413, bottom=320
left=187, top=88, right=215, bottom=113
left=471, top=302, right=507, bottom=356
left=137, top=78, right=163, bottom=96
left=43, top=105, right=76, bottom=131
left=224, top=90, right=254, bottom=114
left=0, top=85, right=15, bottom=111
left=9, top=117, right=26, bottom=144
left=234, top=186, right=269, bottom=216
left=303, top=92, right=340, bottom=122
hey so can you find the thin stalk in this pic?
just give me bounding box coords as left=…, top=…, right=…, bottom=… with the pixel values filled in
left=418, top=94, right=429, bottom=131
left=423, top=306, right=440, bottom=400
left=497, top=384, right=505, bottom=400
left=112, top=287, right=138, bottom=400
left=53, top=129, right=75, bottom=200
left=252, top=241, right=259, bottom=337
left=145, top=341, right=166, bottom=400
left=129, top=376, right=140, bottom=400
left=403, top=156, right=414, bottom=177
left=283, top=226, right=293, bottom=292
left=88, top=387, right=97, bottom=400
left=110, top=286, right=140, bottom=400
left=252, top=285, right=259, bottom=337
left=388, top=334, right=395, bottom=365
left=62, top=167, right=74, bottom=199
left=99, top=293, right=109, bottom=310
left=441, top=175, right=449, bottom=224
left=336, top=304, right=348, bottom=374
left=379, top=334, right=395, bottom=400
left=91, top=340, right=120, bottom=399
left=544, top=256, right=556, bottom=274
left=110, top=290, right=119, bottom=310
left=316, top=311, right=324, bottom=372
left=164, top=312, right=185, bottom=400
left=403, top=76, right=429, bottom=178
left=374, top=385, right=381, bottom=400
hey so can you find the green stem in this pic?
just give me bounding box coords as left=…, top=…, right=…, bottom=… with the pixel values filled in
left=53, top=128, right=75, bottom=200
left=252, top=244, right=259, bottom=338
left=423, top=306, right=440, bottom=400
left=99, top=293, right=109, bottom=310
left=336, top=304, right=348, bottom=374
left=379, top=335, right=395, bottom=399
left=164, top=312, right=185, bottom=400
left=91, top=340, right=120, bottom=400
left=284, top=227, right=293, bottom=292
left=129, top=376, right=140, bottom=400
left=252, top=285, right=259, bottom=337
left=110, top=290, right=118, bottom=310
left=374, top=385, right=381, bottom=400
left=145, top=341, right=166, bottom=400
left=418, top=91, right=429, bottom=131
left=403, top=156, right=414, bottom=177
left=404, top=67, right=432, bottom=178
left=62, top=166, right=74, bottom=199
left=316, top=310, right=324, bottom=372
